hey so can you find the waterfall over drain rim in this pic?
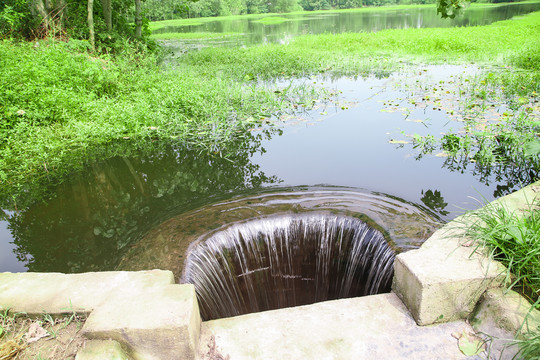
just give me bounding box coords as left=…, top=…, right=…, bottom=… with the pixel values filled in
left=182, top=212, right=396, bottom=320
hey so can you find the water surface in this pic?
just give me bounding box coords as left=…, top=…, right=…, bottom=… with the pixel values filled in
left=155, top=2, right=540, bottom=48
left=0, top=65, right=512, bottom=273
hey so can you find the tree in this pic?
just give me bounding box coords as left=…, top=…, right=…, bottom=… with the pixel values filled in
left=102, top=0, right=112, bottom=31
left=134, top=0, right=142, bottom=38
left=437, top=0, right=469, bottom=19
left=88, top=0, right=95, bottom=50
left=269, top=0, right=302, bottom=13
left=1, top=0, right=153, bottom=50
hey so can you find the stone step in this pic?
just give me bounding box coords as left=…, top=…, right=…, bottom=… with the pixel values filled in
left=198, top=292, right=481, bottom=360
left=81, top=284, right=200, bottom=360
left=0, top=270, right=201, bottom=360
left=0, top=270, right=174, bottom=315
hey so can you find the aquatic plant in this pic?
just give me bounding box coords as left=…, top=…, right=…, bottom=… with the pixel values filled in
left=2, top=9, right=540, bottom=210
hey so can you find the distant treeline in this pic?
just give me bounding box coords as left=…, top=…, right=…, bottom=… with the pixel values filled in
left=144, top=0, right=522, bottom=20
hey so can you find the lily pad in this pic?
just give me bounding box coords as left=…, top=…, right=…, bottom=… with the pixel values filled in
left=388, top=139, right=409, bottom=144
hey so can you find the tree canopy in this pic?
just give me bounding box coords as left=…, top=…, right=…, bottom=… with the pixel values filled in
left=0, top=0, right=152, bottom=51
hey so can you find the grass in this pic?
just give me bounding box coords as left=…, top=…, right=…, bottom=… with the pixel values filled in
left=290, top=12, right=540, bottom=63
left=513, top=332, right=540, bottom=359
left=465, top=201, right=540, bottom=358
left=468, top=204, right=540, bottom=303
left=0, top=38, right=326, bottom=207
left=178, top=10, right=540, bottom=80
left=149, top=18, right=206, bottom=31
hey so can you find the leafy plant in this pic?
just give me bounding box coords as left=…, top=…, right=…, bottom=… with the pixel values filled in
left=465, top=201, right=540, bottom=357
left=467, top=204, right=539, bottom=304
left=436, top=0, right=469, bottom=19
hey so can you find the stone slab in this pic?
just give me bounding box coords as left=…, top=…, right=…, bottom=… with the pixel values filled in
left=199, top=293, right=483, bottom=360
left=82, top=284, right=201, bottom=360
left=0, top=270, right=174, bottom=315
left=392, top=226, right=505, bottom=325
left=75, top=340, right=131, bottom=360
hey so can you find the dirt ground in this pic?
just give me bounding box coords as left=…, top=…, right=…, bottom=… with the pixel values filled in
left=0, top=312, right=86, bottom=360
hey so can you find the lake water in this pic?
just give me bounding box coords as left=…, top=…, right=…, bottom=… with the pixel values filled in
left=154, top=2, right=540, bottom=48
left=1, top=3, right=538, bottom=273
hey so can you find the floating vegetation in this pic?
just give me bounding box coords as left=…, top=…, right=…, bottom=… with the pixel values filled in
left=381, top=65, right=540, bottom=196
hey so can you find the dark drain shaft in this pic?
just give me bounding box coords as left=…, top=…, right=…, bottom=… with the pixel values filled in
left=182, top=213, right=395, bottom=320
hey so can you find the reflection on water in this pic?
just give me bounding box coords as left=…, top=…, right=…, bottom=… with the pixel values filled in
left=1, top=64, right=534, bottom=272
left=420, top=190, right=449, bottom=217
left=251, top=65, right=505, bottom=214
left=155, top=3, right=540, bottom=49
left=1, top=138, right=277, bottom=273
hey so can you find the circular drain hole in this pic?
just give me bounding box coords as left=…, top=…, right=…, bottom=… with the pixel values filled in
left=183, top=213, right=395, bottom=320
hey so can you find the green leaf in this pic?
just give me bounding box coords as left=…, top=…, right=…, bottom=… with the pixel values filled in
left=458, top=332, right=484, bottom=356
left=507, top=225, right=524, bottom=244
left=524, top=140, right=540, bottom=158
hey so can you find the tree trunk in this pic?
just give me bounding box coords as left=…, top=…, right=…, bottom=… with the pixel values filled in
left=134, top=0, right=142, bottom=38
left=101, top=0, right=112, bottom=32
left=33, top=0, right=51, bottom=32
left=88, top=0, right=95, bottom=51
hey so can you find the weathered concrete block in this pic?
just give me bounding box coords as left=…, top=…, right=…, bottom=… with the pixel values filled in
left=82, top=284, right=201, bottom=360
left=471, top=288, right=540, bottom=336
left=393, top=225, right=505, bottom=325
left=75, top=340, right=131, bottom=360
left=199, top=293, right=480, bottom=359
left=0, top=270, right=175, bottom=315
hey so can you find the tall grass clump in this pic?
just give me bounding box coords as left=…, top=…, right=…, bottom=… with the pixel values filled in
left=468, top=204, right=540, bottom=303
left=467, top=202, right=540, bottom=358
left=513, top=332, right=540, bottom=360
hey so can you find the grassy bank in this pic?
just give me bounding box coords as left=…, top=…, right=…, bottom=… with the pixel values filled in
left=0, top=40, right=319, bottom=207
left=178, top=10, right=540, bottom=79
left=149, top=31, right=243, bottom=40
left=467, top=200, right=540, bottom=359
